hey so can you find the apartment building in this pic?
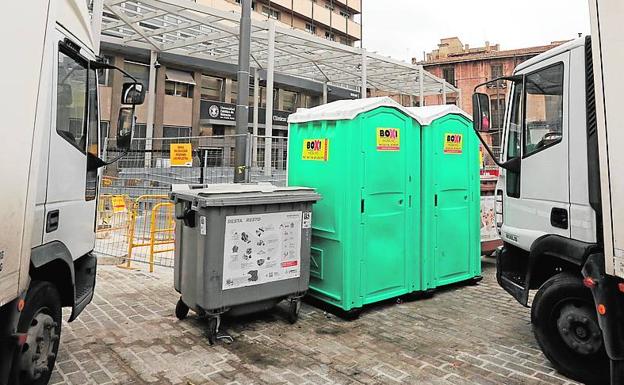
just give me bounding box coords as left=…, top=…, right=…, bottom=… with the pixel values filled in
left=417, top=37, right=567, bottom=131
left=198, top=0, right=362, bottom=46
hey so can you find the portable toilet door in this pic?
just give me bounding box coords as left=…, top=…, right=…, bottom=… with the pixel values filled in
left=358, top=107, right=420, bottom=306
left=410, top=106, right=481, bottom=290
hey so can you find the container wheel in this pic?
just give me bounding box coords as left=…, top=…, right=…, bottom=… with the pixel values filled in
left=207, top=317, right=218, bottom=345
left=175, top=298, right=189, bottom=320
left=531, top=272, right=609, bottom=384
left=10, top=281, right=62, bottom=385
left=287, top=299, right=301, bottom=324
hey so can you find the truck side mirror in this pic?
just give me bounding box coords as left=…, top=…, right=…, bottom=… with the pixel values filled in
left=121, top=82, right=146, bottom=105
left=117, top=107, right=134, bottom=151
left=472, top=93, right=491, bottom=132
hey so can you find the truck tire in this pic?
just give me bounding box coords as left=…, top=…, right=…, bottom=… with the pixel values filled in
left=10, top=281, right=62, bottom=385
left=532, top=272, right=609, bottom=384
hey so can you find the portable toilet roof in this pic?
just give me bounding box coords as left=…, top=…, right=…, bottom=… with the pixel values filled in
left=406, top=105, right=472, bottom=125
left=288, top=96, right=425, bottom=125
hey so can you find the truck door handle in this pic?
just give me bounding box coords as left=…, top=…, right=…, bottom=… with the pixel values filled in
left=550, top=208, right=568, bottom=229
left=46, top=210, right=59, bottom=233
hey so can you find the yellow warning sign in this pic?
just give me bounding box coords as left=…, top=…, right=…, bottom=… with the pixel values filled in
left=302, top=138, right=329, bottom=161
left=170, top=143, right=193, bottom=167
left=444, top=133, right=463, bottom=154
left=376, top=128, right=400, bottom=151
left=111, top=196, right=126, bottom=213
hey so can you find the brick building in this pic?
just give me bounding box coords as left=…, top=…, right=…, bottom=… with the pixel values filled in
left=415, top=37, right=567, bottom=139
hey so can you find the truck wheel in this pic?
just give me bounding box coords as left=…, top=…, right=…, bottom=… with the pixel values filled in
left=532, top=272, right=609, bottom=384
left=175, top=298, right=189, bottom=320
left=11, top=281, right=62, bottom=385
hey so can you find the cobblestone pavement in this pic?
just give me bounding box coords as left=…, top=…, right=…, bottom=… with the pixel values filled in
left=50, top=258, right=580, bottom=385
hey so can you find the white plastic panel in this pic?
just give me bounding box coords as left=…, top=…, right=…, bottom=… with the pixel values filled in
left=590, top=0, right=624, bottom=277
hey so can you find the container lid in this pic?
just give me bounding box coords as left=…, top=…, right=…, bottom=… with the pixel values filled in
left=287, top=96, right=425, bottom=124
left=170, top=182, right=321, bottom=207
left=405, top=105, right=472, bottom=125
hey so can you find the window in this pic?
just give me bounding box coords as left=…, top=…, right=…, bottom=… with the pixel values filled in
left=262, top=6, right=280, bottom=20
left=491, top=63, right=503, bottom=80
left=163, top=126, right=191, bottom=138
left=325, top=31, right=335, bottom=41
left=57, top=48, right=88, bottom=152
left=325, top=2, right=334, bottom=11
left=165, top=81, right=191, bottom=97
left=201, top=75, right=223, bottom=101
left=97, top=55, right=113, bottom=86
left=442, top=67, right=455, bottom=86
left=507, top=82, right=523, bottom=160
left=506, top=81, right=523, bottom=198
left=203, top=148, right=224, bottom=167
left=523, top=63, right=564, bottom=156
left=100, top=121, right=110, bottom=150
left=305, top=23, right=317, bottom=34
left=491, top=97, right=506, bottom=130
left=86, top=66, right=99, bottom=200
left=281, top=90, right=298, bottom=112
left=340, top=10, right=351, bottom=18
left=123, top=61, right=150, bottom=90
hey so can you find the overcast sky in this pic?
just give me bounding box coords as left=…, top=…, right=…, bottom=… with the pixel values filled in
left=361, top=0, right=591, bottom=62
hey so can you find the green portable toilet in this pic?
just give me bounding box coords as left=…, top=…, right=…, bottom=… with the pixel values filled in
left=287, top=97, right=423, bottom=314
left=407, top=105, right=481, bottom=290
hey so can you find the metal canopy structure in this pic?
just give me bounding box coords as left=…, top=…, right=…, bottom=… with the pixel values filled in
left=97, top=0, right=459, bottom=100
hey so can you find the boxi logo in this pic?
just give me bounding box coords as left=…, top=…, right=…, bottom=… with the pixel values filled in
left=376, top=127, right=400, bottom=151
left=302, top=138, right=329, bottom=161
left=305, top=139, right=323, bottom=151
left=379, top=128, right=398, bottom=139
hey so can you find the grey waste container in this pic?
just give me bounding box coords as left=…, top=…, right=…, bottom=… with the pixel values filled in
left=170, top=183, right=321, bottom=343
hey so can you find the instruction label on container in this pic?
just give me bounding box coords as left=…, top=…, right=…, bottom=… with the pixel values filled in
left=376, top=128, right=400, bottom=151
left=170, top=143, right=193, bottom=167
left=444, top=133, right=463, bottom=154
left=302, top=139, right=329, bottom=161
left=222, top=211, right=302, bottom=290
left=302, top=212, right=312, bottom=229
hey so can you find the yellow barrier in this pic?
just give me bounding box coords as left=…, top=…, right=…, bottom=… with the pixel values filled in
left=96, top=194, right=131, bottom=238
left=123, top=195, right=174, bottom=271
left=148, top=202, right=176, bottom=273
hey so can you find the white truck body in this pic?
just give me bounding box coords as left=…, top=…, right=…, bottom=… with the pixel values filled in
left=0, top=2, right=52, bottom=307
left=589, top=0, right=624, bottom=279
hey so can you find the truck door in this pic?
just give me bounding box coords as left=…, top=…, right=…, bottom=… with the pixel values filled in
left=43, top=32, right=99, bottom=260
left=501, top=53, right=570, bottom=249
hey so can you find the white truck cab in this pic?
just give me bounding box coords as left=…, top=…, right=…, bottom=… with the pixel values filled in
left=0, top=2, right=144, bottom=384
left=472, top=1, right=624, bottom=383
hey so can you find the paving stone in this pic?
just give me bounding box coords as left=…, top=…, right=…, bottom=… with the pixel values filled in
left=50, top=260, right=581, bottom=384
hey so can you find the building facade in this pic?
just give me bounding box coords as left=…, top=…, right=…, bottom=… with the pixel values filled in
left=97, top=0, right=363, bottom=153
left=199, top=0, right=362, bottom=46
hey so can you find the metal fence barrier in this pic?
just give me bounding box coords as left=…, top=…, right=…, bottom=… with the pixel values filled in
left=95, top=134, right=288, bottom=268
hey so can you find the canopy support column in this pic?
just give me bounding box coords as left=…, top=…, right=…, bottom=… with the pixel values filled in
left=264, top=20, right=275, bottom=177
left=234, top=0, right=252, bottom=183
left=252, top=67, right=259, bottom=167
left=419, top=66, right=424, bottom=106
left=361, top=51, right=367, bottom=99
left=323, top=82, right=328, bottom=104
left=442, top=82, right=447, bottom=105
left=145, top=50, right=158, bottom=167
